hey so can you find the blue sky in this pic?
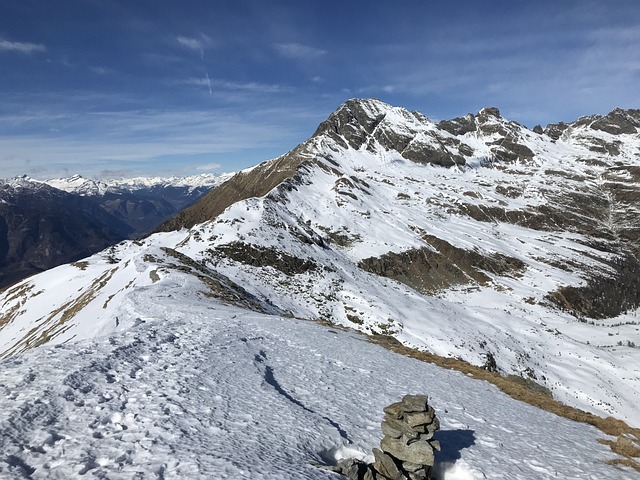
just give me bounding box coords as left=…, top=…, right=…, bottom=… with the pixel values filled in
left=1, top=0, right=639, bottom=179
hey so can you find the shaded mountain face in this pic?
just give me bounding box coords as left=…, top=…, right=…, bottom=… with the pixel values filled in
left=2, top=99, right=640, bottom=427
left=0, top=179, right=128, bottom=288
left=0, top=176, right=221, bottom=289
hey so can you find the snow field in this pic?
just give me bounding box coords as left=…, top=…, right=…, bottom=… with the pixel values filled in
left=0, top=273, right=636, bottom=479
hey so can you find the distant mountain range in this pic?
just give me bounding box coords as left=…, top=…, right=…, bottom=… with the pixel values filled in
left=0, top=173, right=230, bottom=288
left=2, top=99, right=639, bottom=430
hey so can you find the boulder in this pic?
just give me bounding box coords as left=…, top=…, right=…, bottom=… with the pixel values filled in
left=400, top=395, right=428, bottom=413
left=380, top=436, right=435, bottom=465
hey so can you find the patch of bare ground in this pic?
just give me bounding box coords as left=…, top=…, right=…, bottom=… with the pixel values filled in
left=367, top=334, right=640, bottom=471
left=358, top=233, right=525, bottom=294
left=547, top=253, right=640, bottom=319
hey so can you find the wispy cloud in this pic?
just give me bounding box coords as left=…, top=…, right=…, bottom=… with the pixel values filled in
left=89, top=66, right=114, bottom=75
left=274, top=42, right=327, bottom=60
left=177, top=34, right=212, bottom=57
left=196, top=162, right=222, bottom=171
left=0, top=101, right=323, bottom=179
left=183, top=77, right=290, bottom=94
left=0, top=38, right=46, bottom=54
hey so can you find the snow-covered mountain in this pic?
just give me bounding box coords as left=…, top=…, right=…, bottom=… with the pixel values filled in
left=154, top=99, right=640, bottom=425
left=1, top=99, right=639, bottom=478
left=45, top=173, right=232, bottom=197
left=0, top=173, right=228, bottom=289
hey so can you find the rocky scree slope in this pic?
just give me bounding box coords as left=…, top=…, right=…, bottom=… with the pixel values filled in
left=2, top=99, right=640, bottom=428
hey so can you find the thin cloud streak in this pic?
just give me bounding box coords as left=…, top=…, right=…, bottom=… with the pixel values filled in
left=196, top=162, right=222, bottom=171
left=274, top=42, right=327, bottom=60
left=176, top=34, right=212, bottom=57
left=0, top=38, right=46, bottom=54
left=0, top=104, right=323, bottom=178
left=182, top=77, right=291, bottom=94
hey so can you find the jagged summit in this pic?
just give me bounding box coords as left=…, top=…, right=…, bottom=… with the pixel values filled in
left=478, top=106, right=502, bottom=118
left=543, top=107, right=640, bottom=140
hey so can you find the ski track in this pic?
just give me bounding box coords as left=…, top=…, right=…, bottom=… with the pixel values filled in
left=0, top=289, right=634, bottom=479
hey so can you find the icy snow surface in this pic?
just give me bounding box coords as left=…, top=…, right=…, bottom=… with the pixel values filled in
left=0, top=274, right=635, bottom=479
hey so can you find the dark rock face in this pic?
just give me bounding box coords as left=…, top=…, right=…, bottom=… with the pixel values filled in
left=543, top=121, right=570, bottom=140
left=438, top=114, right=476, bottom=136
left=583, top=108, right=640, bottom=135
left=546, top=108, right=640, bottom=139
left=358, top=234, right=525, bottom=294
left=213, top=242, right=320, bottom=275
left=401, top=142, right=465, bottom=167
left=547, top=253, right=640, bottom=319
left=315, top=99, right=469, bottom=168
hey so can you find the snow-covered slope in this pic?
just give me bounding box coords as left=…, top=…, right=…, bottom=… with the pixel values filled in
left=0, top=260, right=636, bottom=479
left=1, top=99, right=639, bottom=433
left=154, top=99, right=640, bottom=425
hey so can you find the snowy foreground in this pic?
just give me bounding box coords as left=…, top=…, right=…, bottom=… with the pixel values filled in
left=0, top=276, right=635, bottom=479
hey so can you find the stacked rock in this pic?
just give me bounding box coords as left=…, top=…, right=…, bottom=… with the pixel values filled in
left=373, top=394, right=440, bottom=480
left=324, top=394, right=440, bottom=480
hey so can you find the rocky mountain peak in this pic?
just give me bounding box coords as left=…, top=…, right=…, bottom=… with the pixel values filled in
left=312, top=98, right=427, bottom=150
left=477, top=106, right=502, bottom=119
left=544, top=107, right=640, bottom=141
left=589, top=107, right=640, bottom=135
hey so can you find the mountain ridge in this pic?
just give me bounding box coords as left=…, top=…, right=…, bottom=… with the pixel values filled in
left=1, top=98, right=639, bottom=429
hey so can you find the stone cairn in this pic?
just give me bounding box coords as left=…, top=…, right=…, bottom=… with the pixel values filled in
left=325, top=394, right=440, bottom=480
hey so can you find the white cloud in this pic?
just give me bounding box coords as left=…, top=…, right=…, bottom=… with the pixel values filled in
left=0, top=38, right=46, bottom=54
left=177, top=34, right=212, bottom=56
left=0, top=104, right=321, bottom=179
left=196, top=162, right=222, bottom=171
left=182, top=77, right=289, bottom=94
left=274, top=42, right=327, bottom=60
left=89, top=66, right=113, bottom=75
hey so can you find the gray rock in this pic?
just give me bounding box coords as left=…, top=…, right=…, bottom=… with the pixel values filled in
left=381, top=419, right=404, bottom=439
left=338, top=458, right=371, bottom=480
left=405, top=432, right=434, bottom=444
left=380, top=436, right=435, bottom=465
left=405, top=407, right=435, bottom=428
left=383, top=402, right=403, bottom=419
left=408, top=468, right=430, bottom=480
left=401, top=461, right=424, bottom=473
left=428, top=439, right=441, bottom=452
left=400, top=394, right=429, bottom=413
left=382, top=416, right=417, bottom=439
left=313, top=463, right=343, bottom=473
left=363, top=466, right=378, bottom=480
left=372, top=448, right=406, bottom=480
left=413, top=417, right=440, bottom=435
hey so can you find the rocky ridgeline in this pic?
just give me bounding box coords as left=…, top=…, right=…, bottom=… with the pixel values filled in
left=327, top=394, right=440, bottom=480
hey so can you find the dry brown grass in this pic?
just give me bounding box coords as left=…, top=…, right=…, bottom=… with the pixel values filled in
left=367, top=334, right=640, bottom=472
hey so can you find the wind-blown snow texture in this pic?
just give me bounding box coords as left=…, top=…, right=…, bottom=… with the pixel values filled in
left=0, top=270, right=635, bottom=479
